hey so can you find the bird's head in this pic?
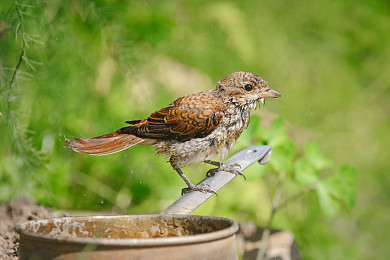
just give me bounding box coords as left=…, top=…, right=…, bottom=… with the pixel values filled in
left=216, top=71, right=281, bottom=107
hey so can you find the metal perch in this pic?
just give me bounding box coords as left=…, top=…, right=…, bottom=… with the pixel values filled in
left=162, top=145, right=272, bottom=215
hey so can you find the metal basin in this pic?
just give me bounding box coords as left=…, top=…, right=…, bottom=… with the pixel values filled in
left=15, top=214, right=239, bottom=260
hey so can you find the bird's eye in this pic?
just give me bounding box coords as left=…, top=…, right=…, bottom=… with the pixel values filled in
left=244, top=84, right=253, bottom=91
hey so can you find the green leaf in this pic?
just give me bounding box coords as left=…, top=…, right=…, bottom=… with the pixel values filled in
left=294, top=158, right=319, bottom=186
left=337, top=165, right=357, bottom=207
left=269, top=141, right=295, bottom=172
left=268, top=117, right=288, bottom=147
left=337, top=165, right=357, bottom=183
left=316, top=182, right=340, bottom=219
left=342, top=185, right=356, bottom=208
left=304, top=142, right=333, bottom=170
left=325, top=177, right=356, bottom=208
left=319, top=165, right=356, bottom=214
left=326, top=165, right=357, bottom=207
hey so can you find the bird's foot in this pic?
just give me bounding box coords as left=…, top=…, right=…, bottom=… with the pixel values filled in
left=206, top=163, right=246, bottom=180
left=181, top=183, right=217, bottom=196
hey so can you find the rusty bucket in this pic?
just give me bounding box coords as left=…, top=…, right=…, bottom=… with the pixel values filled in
left=15, top=214, right=239, bottom=260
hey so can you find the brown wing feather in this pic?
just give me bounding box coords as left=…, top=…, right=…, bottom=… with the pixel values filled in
left=126, top=95, right=224, bottom=141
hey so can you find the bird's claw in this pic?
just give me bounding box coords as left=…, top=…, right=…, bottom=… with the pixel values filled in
left=206, top=163, right=246, bottom=181
left=181, top=183, right=217, bottom=196
left=206, top=168, right=218, bottom=177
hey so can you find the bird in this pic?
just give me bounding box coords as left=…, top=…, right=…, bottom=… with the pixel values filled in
left=66, top=71, right=281, bottom=195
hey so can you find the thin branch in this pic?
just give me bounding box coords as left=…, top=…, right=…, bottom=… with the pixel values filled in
left=256, top=179, right=318, bottom=259
left=274, top=183, right=318, bottom=212
left=8, top=3, right=26, bottom=93
left=256, top=171, right=286, bottom=260
left=5, top=2, right=16, bottom=17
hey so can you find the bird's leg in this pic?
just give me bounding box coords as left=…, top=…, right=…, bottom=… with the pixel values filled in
left=203, top=160, right=220, bottom=177
left=204, top=161, right=246, bottom=181
left=204, top=160, right=220, bottom=167
left=173, top=167, right=216, bottom=195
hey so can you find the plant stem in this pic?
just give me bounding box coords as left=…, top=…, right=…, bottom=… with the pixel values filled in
left=256, top=172, right=285, bottom=260
left=275, top=183, right=318, bottom=212
left=256, top=178, right=318, bottom=260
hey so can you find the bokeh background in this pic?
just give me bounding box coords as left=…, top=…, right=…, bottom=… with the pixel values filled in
left=1, top=0, right=389, bottom=259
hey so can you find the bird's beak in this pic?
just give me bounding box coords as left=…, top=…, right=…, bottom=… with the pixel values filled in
left=260, top=88, right=281, bottom=99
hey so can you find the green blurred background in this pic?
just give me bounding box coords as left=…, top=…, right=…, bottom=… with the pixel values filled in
left=1, top=0, right=389, bottom=259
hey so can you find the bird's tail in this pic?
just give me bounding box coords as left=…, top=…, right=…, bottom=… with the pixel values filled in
left=66, top=131, right=145, bottom=155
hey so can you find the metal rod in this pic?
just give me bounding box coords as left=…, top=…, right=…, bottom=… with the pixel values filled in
left=161, top=145, right=272, bottom=215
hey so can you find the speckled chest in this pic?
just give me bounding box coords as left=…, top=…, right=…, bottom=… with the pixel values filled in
left=221, top=104, right=252, bottom=139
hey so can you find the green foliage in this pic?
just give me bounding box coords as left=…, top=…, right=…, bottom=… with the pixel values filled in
left=236, top=115, right=357, bottom=222
left=0, top=0, right=389, bottom=259
left=239, top=116, right=357, bottom=220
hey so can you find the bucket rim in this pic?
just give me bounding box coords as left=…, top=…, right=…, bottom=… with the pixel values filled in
left=15, top=214, right=239, bottom=247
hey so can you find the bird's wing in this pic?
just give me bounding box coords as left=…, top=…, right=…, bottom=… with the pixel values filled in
left=126, top=95, right=225, bottom=141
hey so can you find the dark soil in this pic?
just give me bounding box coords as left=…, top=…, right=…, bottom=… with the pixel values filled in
left=0, top=198, right=55, bottom=260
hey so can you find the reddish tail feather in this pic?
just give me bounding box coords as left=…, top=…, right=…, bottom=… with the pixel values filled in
left=66, top=132, right=145, bottom=155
